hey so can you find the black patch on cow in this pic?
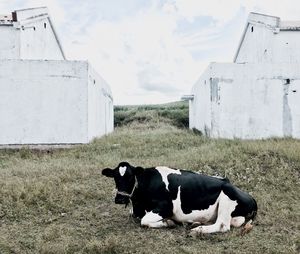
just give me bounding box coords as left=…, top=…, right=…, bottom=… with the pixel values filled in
left=222, top=184, right=258, bottom=220
left=168, top=170, right=225, bottom=214
left=132, top=168, right=174, bottom=219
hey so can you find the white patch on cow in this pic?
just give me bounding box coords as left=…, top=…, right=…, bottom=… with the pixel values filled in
left=155, top=166, right=181, bottom=191
left=172, top=186, right=219, bottom=224
left=119, top=166, right=127, bottom=176
left=141, top=211, right=168, bottom=228
left=191, top=191, right=238, bottom=234
left=231, top=216, right=245, bottom=227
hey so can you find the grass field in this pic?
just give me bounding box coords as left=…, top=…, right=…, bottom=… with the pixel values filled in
left=0, top=102, right=299, bottom=254
left=114, top=101, right=189, bottom=128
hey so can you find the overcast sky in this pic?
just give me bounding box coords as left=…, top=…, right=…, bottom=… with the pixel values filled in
left=1, top=0, right=300, bottom=105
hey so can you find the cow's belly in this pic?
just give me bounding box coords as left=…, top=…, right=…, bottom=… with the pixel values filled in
left=171, top=187, right=219, bottom=223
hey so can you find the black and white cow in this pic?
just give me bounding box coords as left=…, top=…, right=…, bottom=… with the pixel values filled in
left=102, top=162, right=257, bottom=234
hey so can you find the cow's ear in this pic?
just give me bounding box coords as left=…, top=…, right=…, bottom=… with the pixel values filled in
left=102, top=168, right=114, bottom=178
left=134, top=166, right=144, bottom=176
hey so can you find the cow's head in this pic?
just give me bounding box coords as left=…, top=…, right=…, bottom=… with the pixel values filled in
left=102, top=162, right=142, bottom=205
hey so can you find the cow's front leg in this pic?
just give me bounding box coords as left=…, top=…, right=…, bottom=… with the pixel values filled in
left=141, top=211, right=174, bottom=228
left=131, top=202, right=146, bottom=219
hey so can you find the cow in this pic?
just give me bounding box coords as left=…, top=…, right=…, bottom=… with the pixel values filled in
left=102, top=162, right=257, bottom=235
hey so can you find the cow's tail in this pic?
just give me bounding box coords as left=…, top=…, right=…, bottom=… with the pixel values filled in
left=247, top=197, right=258, bottom=221
left=241, top=198, right=257, bottom=236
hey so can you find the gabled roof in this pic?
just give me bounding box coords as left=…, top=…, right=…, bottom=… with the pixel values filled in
left=233, top=12, right=300, bottom=62
left=0, top=7, right=65, bottom=60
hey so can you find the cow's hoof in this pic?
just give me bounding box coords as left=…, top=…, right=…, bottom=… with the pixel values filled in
left=165, top=219, right=176, bottom=228
left=188, top=230, right=199, bottom=238
left=189, top=222, right=202, bottom=229
left=188, top=226, right=204, bottom=238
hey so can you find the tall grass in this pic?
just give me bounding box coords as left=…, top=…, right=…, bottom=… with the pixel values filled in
left=0, top=102, right=299, bottom=253
left=114, top=101, right=189, bottom=128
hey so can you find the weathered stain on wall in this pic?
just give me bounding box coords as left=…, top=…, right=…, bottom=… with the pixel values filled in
left=210, top=78, right=219, bottom=102
left=282, top=80, right=293, bottom=137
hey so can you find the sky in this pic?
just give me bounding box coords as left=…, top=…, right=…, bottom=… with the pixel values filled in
left=1, top=0, right=300, bottom=105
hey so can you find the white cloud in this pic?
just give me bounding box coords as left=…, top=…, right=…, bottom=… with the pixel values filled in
left=0, top=0, right=22, bottom=13
left=242, top=0, right=300, bottom=20
left=65, top=5, right=207, bottom=104
left=0, top=1, right=9, bottom=11
left=170, top=0, right=300, bottom=23
left=167, top=0, right=242, bottom=24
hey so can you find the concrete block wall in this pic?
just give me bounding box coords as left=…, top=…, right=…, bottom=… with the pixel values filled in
left=190, top=63, right=300, bottom=139
left=0, top=59, right=113, bottom=144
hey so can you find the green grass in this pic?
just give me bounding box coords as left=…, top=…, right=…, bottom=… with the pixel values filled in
left=114, top=101, right=189, bottom=128
left=0, top=103, right=299, bottom=253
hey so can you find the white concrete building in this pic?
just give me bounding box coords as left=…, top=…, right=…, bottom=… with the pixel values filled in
left=188, top=13, right=300, bottom=139
left=0, top=7, right=113, bottom=145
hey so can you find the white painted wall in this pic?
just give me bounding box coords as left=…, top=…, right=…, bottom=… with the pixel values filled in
left=0, top=8, right=113, bottom=145
left=19, top=17, right=64, bottom=60
left=0, top=25, right=19, bottom=59
left=0, top=59, right=113, bottom=144
left=190, top=13, right=300, bottom=139
left=235, top=13, right=300, bottom=64
left=190, top=67, right=211, bottom=134
left=190, top=63, right=300, bottom=139
left=0, top=7, right=64, bottom=60
left=87, top=64, right=114, bottom=141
